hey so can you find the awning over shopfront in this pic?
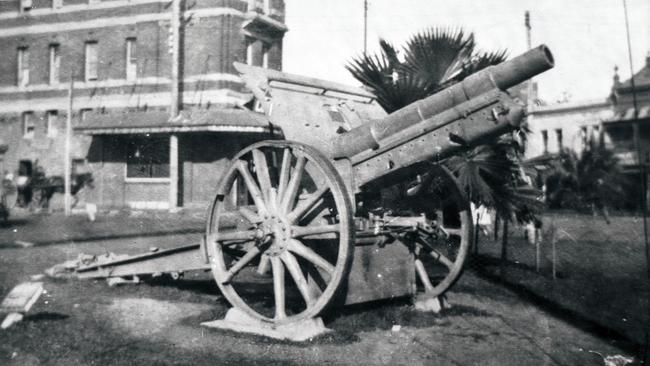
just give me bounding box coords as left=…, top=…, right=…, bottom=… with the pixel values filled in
left=75, top=108, right=274, bottom=135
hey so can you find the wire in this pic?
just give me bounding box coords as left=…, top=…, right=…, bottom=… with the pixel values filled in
left=622, top=1, right=650, bottom=364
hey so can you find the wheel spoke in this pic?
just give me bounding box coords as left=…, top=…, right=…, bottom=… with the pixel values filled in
left=236, top=161, right=267, bottom=214
left=430, top=249, right=454, bottom=269
left=292, top=224, right=340, bottom=238
left=252, top=149, right=272, bottom=203
left=277, top=148, right=292, bottom=199
left=268, top=187, right=279, bottom=213
left=280, top=155, right=306, bottom=214
left=238, top=207, right=261, bottom=224
left=280, top=251, right=314, bottom=307
left=257, top=255, right=270, bottom=275
left=271, top=256, right=286, bottom=319
left=288, top=239, right=334, bottom=275
left=415, top=258, right=436, bottom=293
left=286, top=186, right=330, bottom=223
left=221, top=246, right=261, bottom=284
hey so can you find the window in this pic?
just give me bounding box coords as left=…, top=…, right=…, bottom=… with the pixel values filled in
left=46, top=111, right=58, bottom=138
left=262, top=42, right=270, bottom=69
left=125, top=38, right=137, bottom=81
left=581, top=126, right=588, bottom=145
left=17, top=47, right=29, bottom=87
left=248, top=0, right=264, bottom=11
left=20, top=0, right=32, bottom=13
left=592, top=125, right=600, bottom=139
left=245, top=37, right=254, bottom=66
left=22, top=112, right=34, bottom=139
left=80, top=108, right=92, bottom=122
left=126, top=136, right=170, bottom=179
left=541, top=130, right=548, bottom=154
left=72, top=158, right=88, bottom=175
left=52, top=0, right=62, bottom=8
left=555, top=129, right=563, bottom=150
left=84, top=41, right=98, bottom=81
left=49, top=44, right=60, bottom=85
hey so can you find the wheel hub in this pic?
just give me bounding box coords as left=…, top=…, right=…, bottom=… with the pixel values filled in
left=260, top=215, right=292, bottom=256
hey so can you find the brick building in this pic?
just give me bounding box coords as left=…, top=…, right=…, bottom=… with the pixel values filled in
left=0, top=0, right=287, bottom=210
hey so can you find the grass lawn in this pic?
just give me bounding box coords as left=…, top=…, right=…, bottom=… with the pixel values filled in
left=474, top=212, right=650, bottom=346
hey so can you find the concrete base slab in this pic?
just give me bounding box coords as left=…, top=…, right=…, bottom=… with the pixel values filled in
left=414, top=294, right=450, bottom=313
left=201, top=307, right=330, bottom=342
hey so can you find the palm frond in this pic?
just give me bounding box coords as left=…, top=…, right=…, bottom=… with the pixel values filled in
left=379, top=39, right=400, bottom=69
left=400, top=27, right=475, bottom=92
left=459, top=49, right=508, bottom=79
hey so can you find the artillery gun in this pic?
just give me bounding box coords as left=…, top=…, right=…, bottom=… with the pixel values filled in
left=74, top=45, right=554, bottom=330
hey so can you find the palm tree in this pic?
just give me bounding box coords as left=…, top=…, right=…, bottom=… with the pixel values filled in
left=347, top=27, right=538, bottom=277
left=346, top=28, right=507, bottom=113
left=545, top=141, right=628, bottom=221
left=446, top=137, right=543, bottom=276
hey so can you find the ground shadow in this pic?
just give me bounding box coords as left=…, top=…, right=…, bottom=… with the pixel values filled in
left=24, top=312, right=69, bottom=322
left=470, top=254, right=569, bottom=279
left=0, top=218, right=28, bottom=228
left=324, top=297, right=490, bottom=332
left=145, top=276, right=221, bottom=297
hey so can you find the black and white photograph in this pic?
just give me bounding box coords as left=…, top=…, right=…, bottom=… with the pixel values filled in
left=0, top=0, right=648, bottom=364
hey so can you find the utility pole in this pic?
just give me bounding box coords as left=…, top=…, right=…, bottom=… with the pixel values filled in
left=169, top=0, right=181, bottom=210
left=524, top=10, right=541, bottom=271
left=623, top=0, right=649, bottom=363
left=363, top=0, right=368, bottom=55
left=64, top=70, right=74, bottom=216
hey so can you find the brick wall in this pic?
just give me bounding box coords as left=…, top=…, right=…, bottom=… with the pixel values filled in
left=0, top=0, right=285, bottom=208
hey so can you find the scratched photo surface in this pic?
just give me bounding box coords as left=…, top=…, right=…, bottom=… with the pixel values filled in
left=0, top=0, right=647, bottom=365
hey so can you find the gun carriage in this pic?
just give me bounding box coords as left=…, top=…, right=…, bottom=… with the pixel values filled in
left=75, top=45, right=554, bottom=327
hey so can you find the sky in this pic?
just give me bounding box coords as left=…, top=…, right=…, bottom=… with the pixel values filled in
left=282, top=0, right=649, bottom=104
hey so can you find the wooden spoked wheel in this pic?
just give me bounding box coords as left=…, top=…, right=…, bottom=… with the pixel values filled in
left=413, top=165, right=472, bottom=299
left=206, top=140, right=354, bottom=325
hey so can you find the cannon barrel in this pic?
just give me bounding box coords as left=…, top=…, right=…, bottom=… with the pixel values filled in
left=330, top=44, right=554, bottom=158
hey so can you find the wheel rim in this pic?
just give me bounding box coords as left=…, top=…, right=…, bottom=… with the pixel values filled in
left=206, top=140, right=353, bottom=324
left=413, top=165, right=472, bottom=298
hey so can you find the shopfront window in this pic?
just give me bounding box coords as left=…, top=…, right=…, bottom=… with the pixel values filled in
left=126, top=136, right=169, bottom=179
